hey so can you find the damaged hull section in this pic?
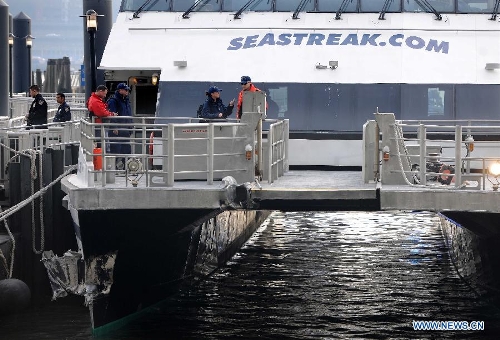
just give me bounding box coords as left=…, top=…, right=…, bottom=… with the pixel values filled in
left=43, top=208, right=269, bottom=330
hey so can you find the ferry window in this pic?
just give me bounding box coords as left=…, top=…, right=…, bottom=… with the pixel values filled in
left=172, top=0, right=221, bottom=12
left=222, top=0, right=273, bottom=12
left=317, top=0, right=357, bottom=12
left=360, top=0, right=401, bottom=12
left=400, top=84, right=453, bottom=120
left=121, top=0, right=170, bottom=11
left=354, top=84, right=401, bottom=123
left=267, top=87, right=288, bottom=118
left=403, top=0, right=455, bottom=13
left=455, top=85, right=500, bottom=120
left=275, top=0, right=315, bottom=12
left=457, top=0, right=492, bottom=13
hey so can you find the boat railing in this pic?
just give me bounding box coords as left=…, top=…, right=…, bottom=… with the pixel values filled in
left=76, top=112, right=289, bottom=188
left=365, top=113, right=500, bottom=190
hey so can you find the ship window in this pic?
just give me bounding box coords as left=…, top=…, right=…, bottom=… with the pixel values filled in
left=455, top=84, right=500, bottom=120
left=317, top=0, right=357, bottom=12
left=121, top=0, right=170, bottom=11
left=457, top=0, right=493, bottom=13
left=403, top=0, right=455, bottom=13
left=360, top=0, right=401, bottom=12
left=222, top=0, right=273, bottom=12
left=172, top=0, right=221, bottom=12
left=275, top=0, right=315, bottom=12
left=401, top=84, right=453, bottom=120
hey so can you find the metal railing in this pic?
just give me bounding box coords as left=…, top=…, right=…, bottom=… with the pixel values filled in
left=77, top=115, right=289, bottom=188
left=371, top=113, right=500, bottom=190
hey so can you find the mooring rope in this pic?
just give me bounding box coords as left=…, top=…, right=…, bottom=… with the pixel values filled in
left=0, top=165, right=77, bottom=258
left=392, top=122, right=466, bottom=190
left=0, top=206, right=15, bottom=279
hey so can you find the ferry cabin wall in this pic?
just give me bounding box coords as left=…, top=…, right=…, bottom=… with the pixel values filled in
left=101, top=12, right=500, bottom=131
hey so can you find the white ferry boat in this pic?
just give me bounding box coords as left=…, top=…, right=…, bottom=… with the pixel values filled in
left=101, top=0, right=500, bottom=168
left=48, top=0, right=500, bottom=333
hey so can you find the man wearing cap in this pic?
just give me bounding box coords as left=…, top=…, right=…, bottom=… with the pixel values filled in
left=237, top=76, right=264, bottom=119
left=201, top=86, right=235, bottom=120
left=87, top=85, right=118, bottom=147
left=107, top=83, right=134, bottom=164
left=26, top=84, right=48, bottom=128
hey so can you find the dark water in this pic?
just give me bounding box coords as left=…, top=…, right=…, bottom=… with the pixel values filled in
left=1, top=211, right=499, bottom=339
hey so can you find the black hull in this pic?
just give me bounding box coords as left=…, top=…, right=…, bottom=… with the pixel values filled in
left=439, top=212, right=500, bottom=305
left=72, top=208, right=270, bottom=331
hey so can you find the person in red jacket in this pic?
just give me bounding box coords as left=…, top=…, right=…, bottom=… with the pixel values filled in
left=87, top=85, right=117, bottom=147
left=236, top=76, right=266, bottom=119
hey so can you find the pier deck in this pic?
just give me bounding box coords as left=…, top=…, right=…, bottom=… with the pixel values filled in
left=62, top=170, right=500, bottom=213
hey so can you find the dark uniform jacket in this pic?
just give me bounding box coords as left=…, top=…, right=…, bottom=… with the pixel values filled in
left=53, top=102, right=72, bottom=122
left=28, top=93, right=48, bottom=127
left=201, top=97, right=233, bottom=120
left=107, top=91, right=133, bottom=137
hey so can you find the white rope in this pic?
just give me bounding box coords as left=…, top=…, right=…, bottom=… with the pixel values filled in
left=0, top=165, right=77, bottom=258
left=0, top=207, right=15, bottom=279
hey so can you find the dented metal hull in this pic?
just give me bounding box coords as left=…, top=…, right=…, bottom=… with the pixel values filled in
left=60, top=207, right=269, bottom=330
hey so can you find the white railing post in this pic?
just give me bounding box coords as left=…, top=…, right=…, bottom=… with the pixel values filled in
left=268, top=124, right=274, bottom=183
left=455, top=125, right=462, bottom=187
left=167, top=124, right=175, bottom=187
left=207, top=124, right=214, bottom=185
left=419, top=124, right=426, bottom=185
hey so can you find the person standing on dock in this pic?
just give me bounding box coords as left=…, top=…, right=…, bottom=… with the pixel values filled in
left=53, top=93, right=72, bottom=123
left=87, top=85, right=117, bottom=147
left=26, top=85, right=48, bottom=129
left=236, top=76, right=266, bottom=119
left=107, top=83, right=133, bottom=169
left=201, top=86, right=234, bottom=120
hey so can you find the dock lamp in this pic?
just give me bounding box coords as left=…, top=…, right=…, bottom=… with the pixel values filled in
left=151, top=73, right=159, bottom=86
left=26, top=35, right=34, bottom=88
left=81, top=9, right=103, bottom=93
left=8, top=33, right=13, bottom=98
left=487, top=162, right=500, bottom=191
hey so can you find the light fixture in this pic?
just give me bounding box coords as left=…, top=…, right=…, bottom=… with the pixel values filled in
left=173, top=60, right=187, bottom=67
left=25, top=35, right=33, bottom=47
left=151, top=73, right=159, bottom=86
left=329, top=60, right=338, bottom=69
left=8, top=33, right=14, bottom=46
left=487, top=161, right=500, bottom=191
left=86, top=9, right=98, bottom=31
left=80, top=9, right=104, bottom=93
left=485, top=63, right=500, bottom=70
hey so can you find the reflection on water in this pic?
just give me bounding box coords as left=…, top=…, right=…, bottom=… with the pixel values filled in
left=1, top=211, right=499, bottom=339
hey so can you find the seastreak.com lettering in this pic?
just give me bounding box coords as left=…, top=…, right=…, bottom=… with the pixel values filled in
left=227, top=33, right=449, bottom=54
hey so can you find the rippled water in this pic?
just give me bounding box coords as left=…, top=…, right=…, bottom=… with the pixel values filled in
left=1, top=211, right=499, bottom=339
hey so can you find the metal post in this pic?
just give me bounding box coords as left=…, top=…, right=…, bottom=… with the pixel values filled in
left=88, top=29, right=97, bottom=92
left=167, top=124, right=175, bottom=187
left=419, top=124, right=426, bottom=185
left=9, top=36, right=13, bottom=98
left=26, top=41, right=32, bottom=88
left=268, top=125, right=273, bottom=183
left=207, top=124, right=214, bottom=185
left=455, top=125, right=462, bottom=187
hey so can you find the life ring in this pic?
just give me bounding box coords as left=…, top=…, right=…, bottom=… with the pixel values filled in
left=438, top=164, right=454, bottom=185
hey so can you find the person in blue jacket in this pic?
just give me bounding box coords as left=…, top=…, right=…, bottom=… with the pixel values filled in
left=201, top=86, right=235, bottom=120
left=107, top=83, right=133, bottom=167
left=53, top=93, right=72, bottom=122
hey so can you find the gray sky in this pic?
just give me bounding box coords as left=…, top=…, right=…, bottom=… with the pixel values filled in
left=6, top=0, right=121, bottom=71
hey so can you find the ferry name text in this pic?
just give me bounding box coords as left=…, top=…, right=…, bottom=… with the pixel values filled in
left=227, top=33, right=449, bottom=54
